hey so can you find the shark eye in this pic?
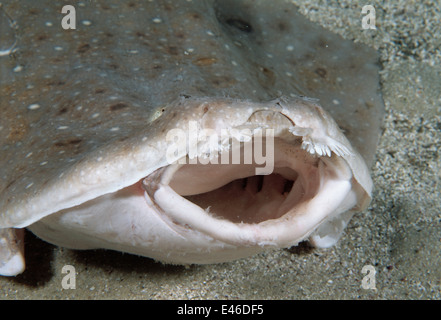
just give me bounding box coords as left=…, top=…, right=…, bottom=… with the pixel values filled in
left=225, top=18, right=253, bottom=33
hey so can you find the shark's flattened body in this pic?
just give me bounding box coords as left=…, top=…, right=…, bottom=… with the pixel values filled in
left=0, top=0, right=384, bottom=276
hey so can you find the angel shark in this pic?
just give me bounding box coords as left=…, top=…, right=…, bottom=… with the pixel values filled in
left=0, top=0, right=384, bottom=276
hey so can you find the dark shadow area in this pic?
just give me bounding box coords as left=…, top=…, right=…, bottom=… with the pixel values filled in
left=286, top=241, right=315, bottom=256
left=10, top=230, right=55, bottom=287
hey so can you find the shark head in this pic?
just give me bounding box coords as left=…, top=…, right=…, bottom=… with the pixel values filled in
left=0, top=0, right=383, bottom=276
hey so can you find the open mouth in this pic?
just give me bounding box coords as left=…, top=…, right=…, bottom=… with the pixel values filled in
left=184, top=172, right=296, bottom=224
left=25, top=99, right=371, bottom=266
left=142, top=136, right=356, bottom=248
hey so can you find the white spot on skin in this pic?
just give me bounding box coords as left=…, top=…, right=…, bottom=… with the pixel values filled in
left=40, top=161, right=48, bottom=166
left=25, top=152, right=33, bottom=158
left=13, top=65, right=23, bottom=72
left=232, top=61, right=238, bottom=66
left=45, top=21, right=53, bottom=27
left=25, top=182, right=34, bottom=189
left=57, top=126, right=69, bottom=130
left=28, top=104, right=40, bottom=110
left=82, top=20, right=92, bottom=26
left=54, top=46, right=63, bottom=51
left=91, top=113, right=100, bottom=119
left=332, top=99, right=340, bottom=105
left=206, top=30, right=215, bottom=36
left=152, top=17, right=162, bottom=23
left=286, top=45, right=294, bottom=51
left=110, top=127, right=120, bottom=132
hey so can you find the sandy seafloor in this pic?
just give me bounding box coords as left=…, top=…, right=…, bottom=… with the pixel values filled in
left=1, top=0, right=440, bottom=299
